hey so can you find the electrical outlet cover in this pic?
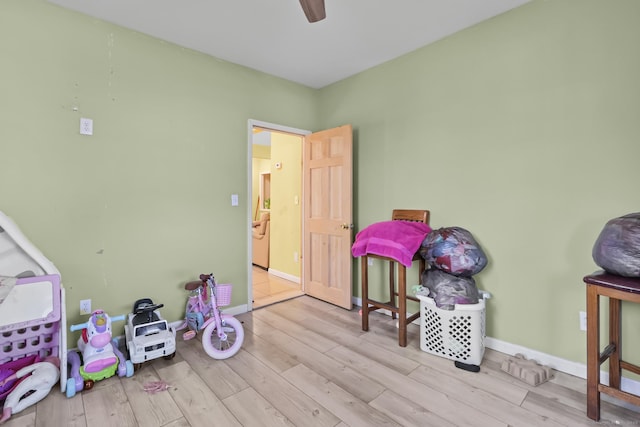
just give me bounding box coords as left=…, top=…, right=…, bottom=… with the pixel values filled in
left=80, top=118, right=93, bottom=135
left=80, top=299, right=91, bottom=315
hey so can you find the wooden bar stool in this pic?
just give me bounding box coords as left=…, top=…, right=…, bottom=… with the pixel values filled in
left=583, top=271, right=640, bottom=421
left=361, top=209, right=429, bottom=347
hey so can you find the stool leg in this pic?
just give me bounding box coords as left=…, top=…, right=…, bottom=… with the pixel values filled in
left=398, top=264, right=407, bottom=347
left=361, top=256, right=369, bottom=332
left=609, top=298, right=622, bottom=390
left=389, top=261, right=396, bottom=319
left=586, top=284, right=600, bottom=421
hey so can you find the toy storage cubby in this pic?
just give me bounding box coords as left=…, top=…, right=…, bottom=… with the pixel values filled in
left=0, top=274, right=67, bottom=392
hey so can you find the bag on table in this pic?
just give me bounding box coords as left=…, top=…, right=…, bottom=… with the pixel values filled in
left=592, top=212, right=640, bottom=278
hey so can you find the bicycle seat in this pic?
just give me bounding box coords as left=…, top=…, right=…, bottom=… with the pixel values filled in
left=185, top=280, right=204, bottom=291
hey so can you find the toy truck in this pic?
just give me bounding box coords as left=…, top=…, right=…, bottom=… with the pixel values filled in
left=124, top=299, right=176, bottom=369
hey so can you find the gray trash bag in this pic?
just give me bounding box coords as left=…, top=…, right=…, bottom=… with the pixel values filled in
left=592, top=212, right=640, bottom=277
left=420, top=268, right=480, bottom=310
left=419, top=226, right=488, bottom=277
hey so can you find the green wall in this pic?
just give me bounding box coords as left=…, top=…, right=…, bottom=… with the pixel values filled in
left=1, top=0, right=639, bottom=370
left=320, top=0, right=640, bottom=364
left=0, top=0, right=319, bottom=331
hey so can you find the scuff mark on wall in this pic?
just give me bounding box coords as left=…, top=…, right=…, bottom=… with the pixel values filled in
left=107, top=32, right=116, bottom=102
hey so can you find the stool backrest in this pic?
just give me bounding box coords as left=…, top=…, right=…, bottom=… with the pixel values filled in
left=391, top=209, right=430, bottom=224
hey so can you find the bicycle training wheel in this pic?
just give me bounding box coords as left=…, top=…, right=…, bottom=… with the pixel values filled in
left=201, top=317, right=244, bottom=359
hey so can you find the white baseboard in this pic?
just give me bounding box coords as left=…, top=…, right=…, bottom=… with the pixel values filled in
left=223, top=304, right=249, bottom=317
left=486, top=337, right=640, bottom=413
left=267, top=268, right=301, bottom=284
left=485, top=337, right=587, bottom=378
left=352, top=296, right=640, bottom=412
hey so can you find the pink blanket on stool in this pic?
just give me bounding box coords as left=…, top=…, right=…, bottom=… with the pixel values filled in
left=351, top=221, right=432, bottom=267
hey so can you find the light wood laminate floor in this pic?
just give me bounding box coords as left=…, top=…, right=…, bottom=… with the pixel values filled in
left=4, top=296, right=639, bottom=426
left=252, top=266, right=302, bottom=309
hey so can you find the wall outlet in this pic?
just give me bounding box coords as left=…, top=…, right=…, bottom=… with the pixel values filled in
left=579, top=311, right=587, bottom=331
left=294, top=252, right=299, bottom=263
left=368, top=258, right=374, bottom=266
left=80, top=118, right=93, bottom=135
left=80, top=299, right=92, bottom=315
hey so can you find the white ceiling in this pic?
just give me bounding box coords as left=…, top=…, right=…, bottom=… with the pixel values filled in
left=48, top=0, right=530, bottom=89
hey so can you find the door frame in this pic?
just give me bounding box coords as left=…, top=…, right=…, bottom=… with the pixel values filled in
left=247, top=119, right=310, bottom=311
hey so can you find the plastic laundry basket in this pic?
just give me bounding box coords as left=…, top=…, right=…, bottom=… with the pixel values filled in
left=416, top=292, right=489, bottom=366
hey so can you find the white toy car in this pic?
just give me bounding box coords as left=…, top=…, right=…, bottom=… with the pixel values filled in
left=125, top=298, right=176, bottom=369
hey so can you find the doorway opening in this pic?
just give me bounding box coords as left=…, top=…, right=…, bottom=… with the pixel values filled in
left=247, top=120, right=310, bottom=310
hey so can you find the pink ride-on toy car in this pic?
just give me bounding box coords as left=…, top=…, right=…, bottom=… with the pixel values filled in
left=66, top=310, right=133, bottom=398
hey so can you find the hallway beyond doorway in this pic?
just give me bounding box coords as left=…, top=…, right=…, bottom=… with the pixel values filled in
left=252, top=266, right=303, bottom=308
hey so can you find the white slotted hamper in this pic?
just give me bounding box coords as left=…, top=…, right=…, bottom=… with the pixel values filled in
left=416, top=292, right=489, bottom=366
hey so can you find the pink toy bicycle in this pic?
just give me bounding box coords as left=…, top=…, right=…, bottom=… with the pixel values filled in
left=179, top=273, right=244, bottom=359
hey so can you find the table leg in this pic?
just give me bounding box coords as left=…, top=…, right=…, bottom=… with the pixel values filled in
left=609, top=297, right=621, bottom=389
left=586, top=284, right=600, bottom=421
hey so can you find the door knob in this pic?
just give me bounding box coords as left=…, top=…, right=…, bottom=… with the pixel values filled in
left=340, top=223, right=353, bottom=230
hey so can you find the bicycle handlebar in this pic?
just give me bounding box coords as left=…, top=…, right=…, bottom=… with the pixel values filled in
left=69, top=314, right=125, bottom=331
left=69, top=323, right=87, bottom=332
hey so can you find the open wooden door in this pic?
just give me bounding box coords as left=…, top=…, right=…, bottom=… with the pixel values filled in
left=302, top=124, right=353, bottom=309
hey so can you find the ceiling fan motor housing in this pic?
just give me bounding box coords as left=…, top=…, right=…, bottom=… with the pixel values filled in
left=299, top=0, right=326, bottom=23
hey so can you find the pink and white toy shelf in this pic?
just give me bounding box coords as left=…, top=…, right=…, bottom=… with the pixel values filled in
left=0, top=211, right=67, bottom=407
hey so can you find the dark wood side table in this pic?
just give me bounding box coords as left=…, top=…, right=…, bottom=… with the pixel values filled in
left=583, top=271, right=640, bottom=420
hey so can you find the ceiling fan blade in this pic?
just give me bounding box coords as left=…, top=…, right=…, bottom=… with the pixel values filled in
left=299, top=0, right=326, bottom=23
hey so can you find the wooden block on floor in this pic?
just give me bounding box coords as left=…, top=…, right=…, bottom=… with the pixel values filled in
left=501, top=353, right=553, bottom=386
